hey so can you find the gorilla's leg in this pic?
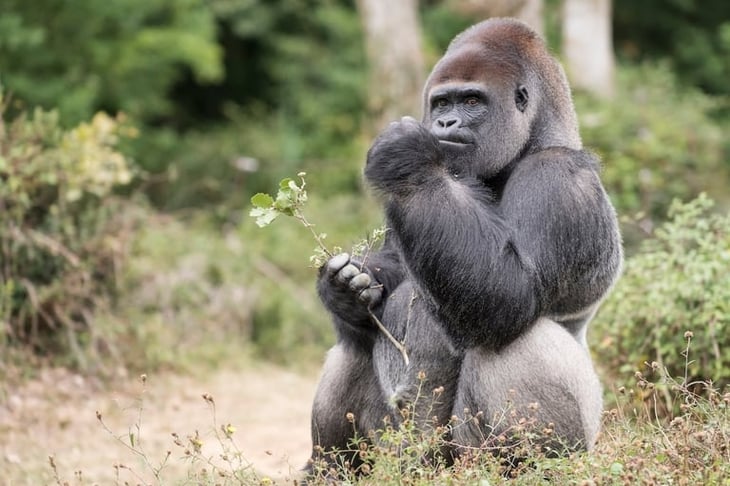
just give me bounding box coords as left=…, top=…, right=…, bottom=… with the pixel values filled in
left=307, top=343, right=389, bottom=476
left=451, top=318, right=603, bottom=455
left=374, top=282, right=462, bottom=428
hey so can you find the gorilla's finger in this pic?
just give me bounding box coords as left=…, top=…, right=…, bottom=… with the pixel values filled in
left=349, top=273, right=372, bottom=291
left=358, top=287, right=382, bottom=305
left=326, top=253, right=350, bottom=276
left=335, top=264, right=360, bottom=284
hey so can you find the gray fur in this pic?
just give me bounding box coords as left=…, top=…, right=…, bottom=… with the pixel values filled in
left=452, top=318, right=603, bottom=452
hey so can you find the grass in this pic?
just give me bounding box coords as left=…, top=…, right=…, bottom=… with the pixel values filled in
left=43, top=336, right=730, bottom=485
left=301, top=357, right=730, bottom=485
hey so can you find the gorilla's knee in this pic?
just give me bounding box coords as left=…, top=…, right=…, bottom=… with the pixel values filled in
left=451, top=319, right=603, bottom=454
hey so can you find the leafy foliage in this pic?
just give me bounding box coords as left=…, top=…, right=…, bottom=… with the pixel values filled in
left=575, top=63, right=729, bottom=242
left=132, top=1, right=368, bottom=210
left=250, top=172, right=335, bottom=267
left=0, top=0, right=221, bottom=125
left=593, top=194, right=730, bottom=398
left=0, top=95, right=139, bottom=366
left=251, top=175, right=310, bottom=227
left=614, top=0, right=730, bottom=97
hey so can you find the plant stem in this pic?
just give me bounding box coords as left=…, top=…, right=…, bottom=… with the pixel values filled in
left=291, top=199, right=406, bottom=364
left=368, top=308, right=409, bottom=366
left=294, top=208, right=332, bottom=258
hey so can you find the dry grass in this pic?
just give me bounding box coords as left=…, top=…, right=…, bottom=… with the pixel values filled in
left=36, top=353, right=729, bottom=486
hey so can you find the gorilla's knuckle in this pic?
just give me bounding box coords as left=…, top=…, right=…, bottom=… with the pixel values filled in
left=326, top=253, right=350, bottom=273
left=335, top=264, right=359, bottom=284
left=349, top=273, right=372, bottom=291
left=358, top=287, right=382, bottom=304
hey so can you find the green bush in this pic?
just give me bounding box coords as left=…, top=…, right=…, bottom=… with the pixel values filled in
left=0, top=97, right=139, bottom=367
left=614, top=0, right=730, bottom=97
left=0, top=0, right=221, bottom=125
left=576, top=64, right=728, bottom=228
left=130, top=1, right=369, bottom=210
left=129, top=107, right=367, bottom=212
left=593, top=194, right=730, bottom=397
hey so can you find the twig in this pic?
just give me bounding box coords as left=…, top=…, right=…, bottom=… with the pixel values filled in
left=368, top=308, right=409, bottom=366
left=95, top=377, right=167, bottom=485
left=10, top=226, right=81, bottom=267
left=251, top=175, right=407, bottom=362
left=293, top=208, right=332, bottom=259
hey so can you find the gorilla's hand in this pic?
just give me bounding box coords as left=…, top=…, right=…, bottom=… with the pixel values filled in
left=365, top=116, right=441, bottom=196
left=317, top=253, right=383, bottom=325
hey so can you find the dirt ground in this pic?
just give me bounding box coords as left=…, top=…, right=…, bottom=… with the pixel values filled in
left=0, top=364, right=319, bottom=485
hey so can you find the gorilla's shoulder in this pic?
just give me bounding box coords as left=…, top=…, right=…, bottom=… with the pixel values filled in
left=519, top=147, right=601, bottom=173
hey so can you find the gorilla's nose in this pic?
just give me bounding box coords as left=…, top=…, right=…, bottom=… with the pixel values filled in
left=438, top=117, right=459, bottom=128
left=432, top=117, right=470, bottom=144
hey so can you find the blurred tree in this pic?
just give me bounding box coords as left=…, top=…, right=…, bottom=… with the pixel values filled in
left=176, top=0, right=366, bottom=139
left=562, top=0, right=615, bottom=98
left=0, top=0, right=222, bottom=125
left=356, top=0, right=425, bottom=131
left=143, top=0, right=369, bottom=208
left=613, top=0, right=730, bottom=98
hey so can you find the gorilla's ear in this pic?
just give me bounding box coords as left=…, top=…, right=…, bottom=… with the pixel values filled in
left=515, top=85, right=529, bottom=112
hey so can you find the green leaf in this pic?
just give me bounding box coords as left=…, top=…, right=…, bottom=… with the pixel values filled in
left=287, top=179, right=300, bottom=192
left=273, top=192, right=294, bottom=212
left=250, top=193, right=274, bottom=208
left=249, top=206, right=279, bottom=227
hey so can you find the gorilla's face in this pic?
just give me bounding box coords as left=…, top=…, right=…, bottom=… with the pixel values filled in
left=424, top=76, right=533, bottom=180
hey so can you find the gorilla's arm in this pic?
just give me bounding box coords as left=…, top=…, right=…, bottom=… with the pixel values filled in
left=501, top=148, right=622, bottom=320
left=365, top=122, right=621, bottom=351
left=317, top=237, right=405, bottom=349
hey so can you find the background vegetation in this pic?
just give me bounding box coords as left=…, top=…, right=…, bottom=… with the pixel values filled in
left=1, top=0, right=729, bottom=483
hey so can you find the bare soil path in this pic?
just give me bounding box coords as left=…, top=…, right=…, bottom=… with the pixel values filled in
left=0, top=364, right=318, bottom=485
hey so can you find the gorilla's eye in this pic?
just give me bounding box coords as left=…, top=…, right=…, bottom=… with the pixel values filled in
left=465, top=97, right=480, bottom=106
left=434, top=98, right=449, bottom=109
left=515, top=85, right=529, bottom=112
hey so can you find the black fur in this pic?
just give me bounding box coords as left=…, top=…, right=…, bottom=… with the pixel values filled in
left=306, top=18, right=622, bottom=477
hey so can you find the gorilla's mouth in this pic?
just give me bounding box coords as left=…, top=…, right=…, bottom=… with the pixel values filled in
left=438, top=139, right=473, bottom=150
left=436, top=133, right=474, bottom=147
left=439, top=140, right=471, bottom=146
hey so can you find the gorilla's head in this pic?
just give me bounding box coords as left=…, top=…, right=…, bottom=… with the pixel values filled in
left=423, top=18, right=582, bottom=180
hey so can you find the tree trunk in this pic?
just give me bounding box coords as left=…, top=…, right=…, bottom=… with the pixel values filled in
left=562, top=0, right=615, bottom=98
left=356, top=0, right=425, bottom=132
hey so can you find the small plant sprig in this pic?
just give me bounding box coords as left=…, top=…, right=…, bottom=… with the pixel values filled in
left=250, top=172, right=334, bottom=267
left=249, top=172, right=409, bottom=365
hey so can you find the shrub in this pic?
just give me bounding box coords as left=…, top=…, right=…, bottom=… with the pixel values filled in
left=0, top=95, right=139, bottom=368
left=575, top=64, right=728, bottom=233
left=593, top=194, right=730, bottom=402
left=0, top=0, right=221, bottom=125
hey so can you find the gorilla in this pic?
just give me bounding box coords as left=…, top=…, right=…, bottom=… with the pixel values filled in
left=307, top=18, right=622, bottom=475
